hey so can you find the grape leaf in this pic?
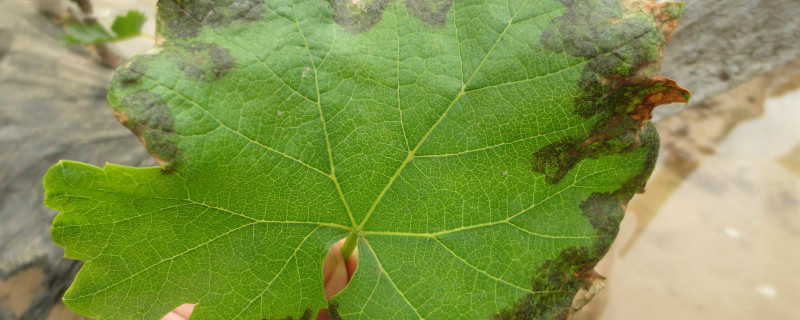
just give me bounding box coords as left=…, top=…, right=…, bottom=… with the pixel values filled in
left=43, top=0, right=688, bottom=319
left=63, top=10, right=147, bottom=44
left=111, top=10, right=149, bottom=40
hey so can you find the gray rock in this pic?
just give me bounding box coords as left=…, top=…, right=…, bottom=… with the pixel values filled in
left=0, top=308, right=15, bottom=320
left=0, top=0, right=155, bottom=317
left=0, top=0, right=155, bottom=278
left=656, top=0, right=800, bottom=119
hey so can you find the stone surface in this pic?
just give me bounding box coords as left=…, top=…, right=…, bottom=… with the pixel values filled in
left=0, top=1, right=155, bottom=318
left=655, top=0, right=800, bottom=119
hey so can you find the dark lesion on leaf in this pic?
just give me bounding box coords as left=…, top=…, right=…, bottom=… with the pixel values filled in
left=531, top=0, right=688, bottom=186
left=406, top=0, right=453, bottom=27
left=329, top=0, right=395, bottom=33
left=530, top=138, right=583, bottom=185
left=499, top=127, right=656, bottom=319
left=580, top=122, right=659, bottom=236
left=110, top=37, right=236, bottom=169
left=494, top=247, right=601, bottom=320
left=329, top=0, right=454, bottom=33
left=174, top=42, right=236, bottom=81
left=115, top=57, right=149, bottom=88
left=158, top=0, right=266, bottom=38
left=530, top=123, right=645, bottom=185
left=508, top=1, right=687, bottom=318
left=326, top=302, right=342, bottom=320
left=118, top=41, right=236, bottom=83
left=114, top=90, right=181, bottom=168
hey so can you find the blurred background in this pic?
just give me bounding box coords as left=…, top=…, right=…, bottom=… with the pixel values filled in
left=0, top=0, right=798, bottom=319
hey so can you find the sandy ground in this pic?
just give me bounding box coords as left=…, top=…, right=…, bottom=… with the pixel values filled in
left=1, top=1, right=799, bottom=319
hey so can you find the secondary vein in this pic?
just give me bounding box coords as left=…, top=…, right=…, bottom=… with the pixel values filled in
left=290, top=0, right=358, bottom=228
left=358, top=0, right=531, bottom=230
left=363, top=239, right=425, bottom=319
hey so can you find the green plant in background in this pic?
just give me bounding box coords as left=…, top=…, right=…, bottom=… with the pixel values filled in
left=43, top=0, right=688, bottom=319
left=63, top=10, right=147, bottom=44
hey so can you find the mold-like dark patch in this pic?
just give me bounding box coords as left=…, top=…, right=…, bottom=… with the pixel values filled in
left=580, top=122, right=658, bottom=240
left=530, top=138, right=583, bottom=185
left=158, top=0, right=266, bottom=39
left=120, top=90, right=174, bottom=132
left=503, top=1, right=686, bottom=318
left=326, top=302, right=342, bottom=320
left=541, top=0, right=668, bottom=85
left=540, top=0, right=669, bottom=120
left=579, top=192, right=623, bottom=231
left=531, top=0, right=687, bottom=185
left=261, top=309, right=314, bottom=320
left=494, top=247, right=599, bottom=320
left=174, top=42, right=236, bottom=81
left=530, top=125, right=642, bottom=185
left=116, top=90, right=181, bottom=167
left=406, top=0, right=453, bottom=27
left=330, top=0, right=394, bottom=34
left=114, top=57, right=149, bottom=88
left=113, top=41, right=235, bottom=88
left=540, top=0, right=688, bottom=119
left=508, top=125, right=659, bottom=319
left=109, top=42, right=235, bottom=167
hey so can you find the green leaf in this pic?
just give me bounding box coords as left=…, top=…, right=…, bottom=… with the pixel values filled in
left=44, top=0, right=688, bottom=319
left=63, top=23, right=115, bottom=44
left=63, top=10, right=146, bottom=44
left=111, top=10, right=148, bottom=40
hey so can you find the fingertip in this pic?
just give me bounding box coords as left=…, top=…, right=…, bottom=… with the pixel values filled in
left=317, top=309, right=330, bottom=320
left=323, top=239, right=346, bottom=283
left=173, top=304, right=196, bottom=318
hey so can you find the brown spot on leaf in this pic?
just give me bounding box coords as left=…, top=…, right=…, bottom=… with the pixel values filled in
left=579, top=192, right=625, bottom=231
left=494, top=247, right=603, bottom=320
left=533, top=0, right=688, bottom=185
left=116, top=90, right=181, bottom=167
left=629, top=76, right=690, bottom=127
left=115, top=41, right=236, bottom=87
left=114, top=57, right=149, bottom=88
left=622, top=0, right=684, bottom=39
left=326, top=302, right=342, bottom=320
left=531, top=122, right=649, bottom=185
left=511, top=123, right=660, bottom=319
left=578, top=122, right=659, bottom=232
left=175, top=42, right=236, bottom=81
left=330, top=0, right=394, bottom=33
left=530, top=138, right=583, bottom=184
left=406, top=0, right=453, bottom=27
left=568, top=270, right=606, bottom=317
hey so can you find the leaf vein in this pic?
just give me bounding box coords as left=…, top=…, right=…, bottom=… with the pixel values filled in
left=431, top=237, right=532, bottom=293
left=234, top=226, right=321, bottom=319
left=168, top=3, right=317, bottom=104
left=358, top=0, right=531, bottom=229
left=136, top=73, right=330, bottom=177
left=290, top=0, right=357, bottom=228
left=363, top=239, right=424, bottom=320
